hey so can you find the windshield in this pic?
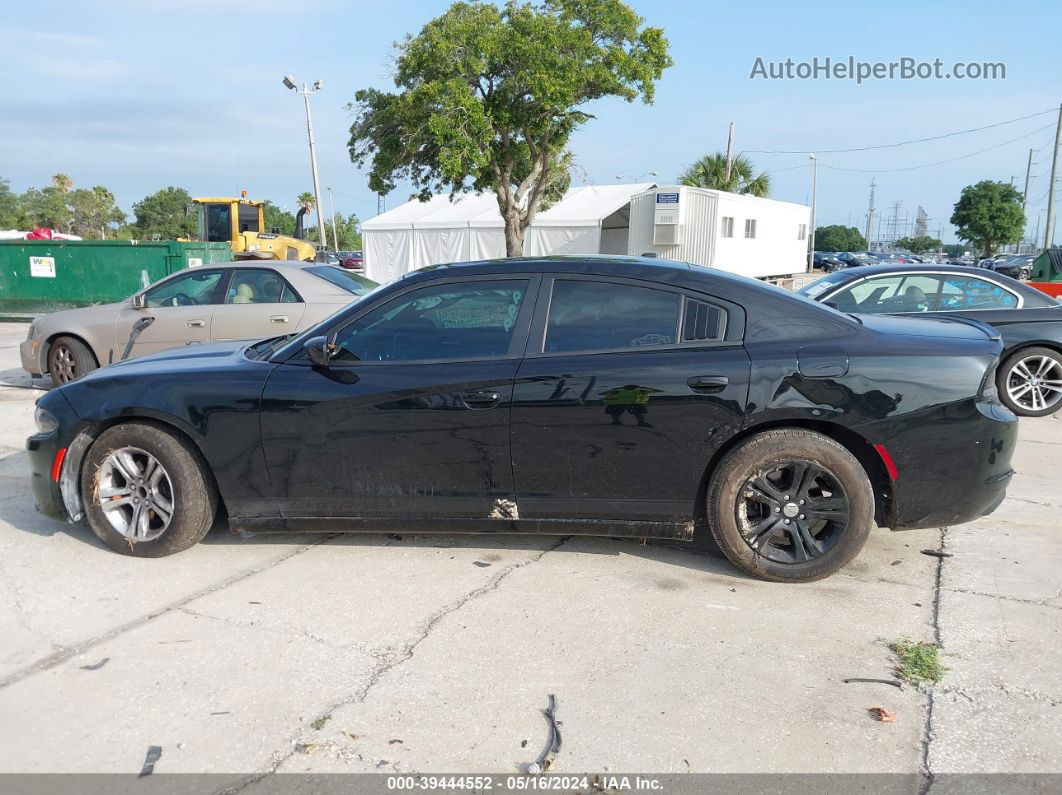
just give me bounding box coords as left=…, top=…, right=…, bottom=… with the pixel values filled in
left=797, top=272, right=850, bottom=299
left=306, top=266, right=378, bottom=295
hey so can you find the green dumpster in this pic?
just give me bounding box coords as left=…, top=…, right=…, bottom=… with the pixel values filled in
left=0, top=240, right=232, bottom=316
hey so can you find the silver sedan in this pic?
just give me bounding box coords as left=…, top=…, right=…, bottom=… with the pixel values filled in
left=21, top=261, right=378, bottom=385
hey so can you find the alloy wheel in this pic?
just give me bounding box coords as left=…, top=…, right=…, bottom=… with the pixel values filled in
left=50, top=344, right=77, bottom=383
left=96, top=447, right=175, bottom=541
left=736, top=459, right=850, bottom=564
left=1007, top=355, right=1062, bottom=413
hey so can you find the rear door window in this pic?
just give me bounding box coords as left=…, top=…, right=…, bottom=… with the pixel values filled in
left=544, top=280, right=681, bottom=353
left=939, top=276, right=1019, bottom=310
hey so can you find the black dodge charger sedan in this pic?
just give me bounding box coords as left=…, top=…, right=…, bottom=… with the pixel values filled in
left=798, top=264, right=1062, bottom=417
left=28, top=256, right=1017, bottom=582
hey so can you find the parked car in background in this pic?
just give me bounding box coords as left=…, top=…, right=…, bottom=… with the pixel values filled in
left=338, top=250, right=365, bottom=270
left=799, top=263, right=1062, bottom=416
left=986, top=255, right=1035, bottom=281
left=813, top=252, right=845, bottom=271
left=21, top=262, right=378, bottom=385
left=836, top=252, right=880, bottom=268
left=28, top=256, right=1016, bottom=583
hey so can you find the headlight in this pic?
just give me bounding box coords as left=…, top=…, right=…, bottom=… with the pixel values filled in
left=34, top=405, right=59, bottom=434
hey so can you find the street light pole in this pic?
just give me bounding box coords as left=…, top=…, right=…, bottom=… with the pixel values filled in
left=808, top=153, right=818, bottom=270
left=283, top=75, right=329, bottom=250
left=327, top=186, right=339, bottom=251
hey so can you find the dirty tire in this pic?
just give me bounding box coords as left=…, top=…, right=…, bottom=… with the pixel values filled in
left=706, top=429, right=874, bottom=583
left=81, top=422, right=217, bottom=558
left=48, top=336, right=97, bottom=385
left=997, top=346, right=1062, bottom=417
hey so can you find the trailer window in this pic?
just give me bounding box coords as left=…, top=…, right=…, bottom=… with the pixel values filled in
left=744, top=219, right=757, bottom=239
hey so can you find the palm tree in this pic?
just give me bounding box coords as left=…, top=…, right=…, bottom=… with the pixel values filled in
left=51, top=173, right=74, bottom=193
left=296, top=192, right=316, bottom=213
left=678, top=153, right=771, bottom=197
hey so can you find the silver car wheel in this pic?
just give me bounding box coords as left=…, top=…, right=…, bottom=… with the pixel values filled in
left=97, top=446, right=175, bottom=541
left=1007, top=355, right=1062, bottom=413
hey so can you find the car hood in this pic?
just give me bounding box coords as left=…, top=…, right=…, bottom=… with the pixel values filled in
left=33, top=301, right=126, bottom=332
left=858, top=313, right=998, bottom=341
left=89, top=339, right=259, bottom=378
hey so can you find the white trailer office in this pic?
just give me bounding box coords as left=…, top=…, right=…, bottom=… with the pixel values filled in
left=627, top=185, right=811, bottom=279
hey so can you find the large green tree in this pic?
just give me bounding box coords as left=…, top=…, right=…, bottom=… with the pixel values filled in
left=349, top=0, right=671, bottom=256
left=20, top=186, right=71, bottom=230
left=68, top=186, right=125, bottom=238
left=678, top=153, right=770, bottom=197
left=814, top=225, right=867, bottom=252
left=0, top=178, right=25, bottom=229
left=133, top=186, right=198, bottom=240
left=894, top=235, right=942, bottom=254
left=950, top=180, right=1025, bottom=258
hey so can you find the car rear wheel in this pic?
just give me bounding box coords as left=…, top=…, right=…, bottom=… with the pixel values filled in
left=48, top=336, right=97, bottom=385
left=81, top=422, right=218, bottom=557
left=998, top=346, right=1062, bottom=417
left=706, top=429, right=875, bottom=582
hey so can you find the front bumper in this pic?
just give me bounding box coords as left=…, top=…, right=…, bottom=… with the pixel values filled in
left=20, top=338, right=45, bottom=377
left=882, top=398, right=1018, bottom=529
left=27, top=431, right=68, bottom=521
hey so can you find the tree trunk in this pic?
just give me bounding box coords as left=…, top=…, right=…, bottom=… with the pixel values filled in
left=502, top=208, right=525, bottom=257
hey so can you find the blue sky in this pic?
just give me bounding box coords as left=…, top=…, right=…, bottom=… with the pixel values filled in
left=3, top=0, right=1060, bottom=242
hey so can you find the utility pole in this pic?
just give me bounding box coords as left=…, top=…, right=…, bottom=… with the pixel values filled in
left=282, top=75, right=328, bottom=249
left=865, top=179, right=876, bottom=249
left=808, top=154, right=818, bottom=269
left=725, top=122, right=735, bottom=185
left=1045, top=103, right=1062, bottom=250
left=377, top=194, right=385, bottom=215
left=327, top=186, right=339, bottom=251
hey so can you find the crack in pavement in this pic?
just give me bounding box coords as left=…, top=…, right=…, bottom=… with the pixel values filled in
left=225, top=536, right=572, bottom=787
left=942, top=585, right=1062, bottom=609
left=936, top=683, right=1062, bottom=707
left=177, top=605, right=366, bottom=655
left=0, top=535, right=337, bottom=691
left=918, top=526, right=947, bottom=795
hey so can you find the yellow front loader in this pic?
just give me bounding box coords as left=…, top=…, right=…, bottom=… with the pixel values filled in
left=191, top=196, right=317, bottom=262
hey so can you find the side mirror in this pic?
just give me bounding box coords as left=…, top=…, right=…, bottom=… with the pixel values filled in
left=131, top=293, right=147, bottom=309
left=304, top=335, right=331, bottom=367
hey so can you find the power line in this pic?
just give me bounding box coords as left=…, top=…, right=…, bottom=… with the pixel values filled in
left=819, top=123, right=1054, bottom=174
left=744, top=107, right=1056, bottom=154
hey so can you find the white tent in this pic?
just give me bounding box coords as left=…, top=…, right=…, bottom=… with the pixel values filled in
left=362, top=183, right=653, bottom=283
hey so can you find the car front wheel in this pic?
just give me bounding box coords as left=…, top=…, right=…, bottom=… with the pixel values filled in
left=706, top=429, right=875, bottom=582
left=48, top=336, right=97, bottom=385
left=81, top=422, right=218, bottom=557
left=999, top=346, right=1062, bottom=417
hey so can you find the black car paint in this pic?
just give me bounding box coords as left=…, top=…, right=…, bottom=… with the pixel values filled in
left=799, top=264, right=1062, bottom=365
left=28, top=257, right=1016, bottom=544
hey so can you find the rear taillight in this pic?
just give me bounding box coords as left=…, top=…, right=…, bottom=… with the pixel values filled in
left=980, top=358, right=1001, bottom=403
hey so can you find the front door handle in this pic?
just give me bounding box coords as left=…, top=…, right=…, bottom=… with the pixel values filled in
left=269, top=315, right=290, bottom=324
left=687, top=375, right=729, bottom=394
left=461, top=390, right=501, bottom=409
left=186, top=319, right=205, bottom=328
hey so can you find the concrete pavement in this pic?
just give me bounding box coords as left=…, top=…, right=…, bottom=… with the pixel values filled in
left=0, top=322, right=1058, bottom=783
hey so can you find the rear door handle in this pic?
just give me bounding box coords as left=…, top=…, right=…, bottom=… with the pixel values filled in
left=186, top=319, right=205, bottom=328
left=461, top=390, right=501, bottom=409
left=269, top=315, right=290, bottom=324
left=687, top=375, right=729, bottom=394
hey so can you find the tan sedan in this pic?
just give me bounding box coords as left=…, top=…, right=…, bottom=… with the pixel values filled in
left=20, top=261, right=378, bottom=385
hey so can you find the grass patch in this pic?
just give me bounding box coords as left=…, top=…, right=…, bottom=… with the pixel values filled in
left=889, top=638, right=945, bottom=684
left=310, top=714, right=331, bottom=731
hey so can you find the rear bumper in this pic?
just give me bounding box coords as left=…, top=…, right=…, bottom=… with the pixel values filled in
left=20, top=338, right=44, bottom=377
left=879, top=398, right=1017, bottom=530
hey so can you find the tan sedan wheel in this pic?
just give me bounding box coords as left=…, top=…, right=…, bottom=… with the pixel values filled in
left=48, top=336, right=98, bottom=385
